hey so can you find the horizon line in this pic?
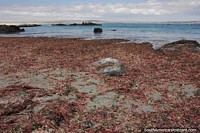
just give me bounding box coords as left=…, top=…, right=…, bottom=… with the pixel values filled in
left=1, top=20, right=200, bottom=25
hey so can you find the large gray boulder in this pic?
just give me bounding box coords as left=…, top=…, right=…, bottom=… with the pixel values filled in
left=99, top=64, right=124, bottom=76
left=92, top=58, right=119, bottom=65
left=92, top=58, right=124, bottom=76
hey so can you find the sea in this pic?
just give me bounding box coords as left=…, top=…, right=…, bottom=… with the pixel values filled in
left=1, top=23, right=200, bottom=49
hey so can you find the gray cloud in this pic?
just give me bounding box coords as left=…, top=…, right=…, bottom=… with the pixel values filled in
left=0, top=0, right=200, bottom=22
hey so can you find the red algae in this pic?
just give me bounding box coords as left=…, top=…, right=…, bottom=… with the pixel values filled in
left=0, top=37, right=199, bottom=132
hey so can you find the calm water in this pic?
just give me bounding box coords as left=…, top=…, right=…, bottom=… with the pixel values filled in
left=1, top=23, right=200, bottom=48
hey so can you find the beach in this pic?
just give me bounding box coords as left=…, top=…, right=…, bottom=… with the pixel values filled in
left=0, top=37, right=199, bottom=132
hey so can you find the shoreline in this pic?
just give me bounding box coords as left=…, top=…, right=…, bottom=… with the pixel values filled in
left=0, top=36, right=199, bottom=49
left=1, top=20, right=200, bottom=25
left=0, top=37, right=199, bottom=132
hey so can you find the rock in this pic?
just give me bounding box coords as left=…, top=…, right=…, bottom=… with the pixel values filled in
left=92, top=58, right=124, bottom=76
left=94, top=28, right=103, bottom=33
left=100, top=64, right=124, bottom=76
left=112, top=29, right=117, bottom=31
left=92, top=58, right=119, bottom=65
left=0, top=25, right=25, bottom=34
left=164, top=39, right=200, bottom=48
left=195, top=47, right=200, bottom=51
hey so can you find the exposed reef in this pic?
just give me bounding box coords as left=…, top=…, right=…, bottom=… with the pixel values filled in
left=0, top=25, right=25, bottom=34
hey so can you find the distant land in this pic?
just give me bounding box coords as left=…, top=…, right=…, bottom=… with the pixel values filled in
left=110, top=20, right=200, bottom=24
left=0, top=20, right=200, bottom=25
left=0, top=20, right=105, bottom=25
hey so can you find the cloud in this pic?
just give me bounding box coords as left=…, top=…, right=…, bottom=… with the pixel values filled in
left=0, top=0, right=200, bottom=22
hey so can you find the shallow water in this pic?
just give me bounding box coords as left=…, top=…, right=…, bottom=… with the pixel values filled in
left=1, top=23, right=200, bottom=48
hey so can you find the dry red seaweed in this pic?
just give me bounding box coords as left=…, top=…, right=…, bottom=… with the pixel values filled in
left=0, top=37, right=199, bottom=132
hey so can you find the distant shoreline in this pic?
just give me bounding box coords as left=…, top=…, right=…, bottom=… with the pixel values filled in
left=1, top=20, right=200, bottom=25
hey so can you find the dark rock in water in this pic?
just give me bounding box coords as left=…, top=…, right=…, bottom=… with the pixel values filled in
left=0, top=25, right=25, bottom=34
left=164, top=40, right=200, bottom=48
left=69, top=22, right=102, bottom=26
left=112, top=29, right=117, bottom=31
left=94, top=28, right=103, bottom=33
left=92, top=58, right=124, bottom=76
left=51, top=24, right=68, bottom=26
left=18, top=24, right=41, bottom=27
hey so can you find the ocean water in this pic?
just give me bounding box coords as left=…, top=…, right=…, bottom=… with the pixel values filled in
left=1, top=23, right=200, bottom=48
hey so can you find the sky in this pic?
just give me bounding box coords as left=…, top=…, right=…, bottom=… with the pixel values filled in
left=0, top=0, right=200, bottom=22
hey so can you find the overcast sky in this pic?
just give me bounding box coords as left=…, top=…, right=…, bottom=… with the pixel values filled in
left=0, top=0, right=200, bottom=22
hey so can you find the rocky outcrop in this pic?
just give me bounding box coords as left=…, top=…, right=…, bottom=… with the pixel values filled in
left=92, top=58, right=124, bottom=76
left=164, top=40, right=200, bottom=48
left=0, top=25, right=25, bottom=34
left=94, top=28, right=103, bottom=33
left=159, top=39, right=200, bottom=51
